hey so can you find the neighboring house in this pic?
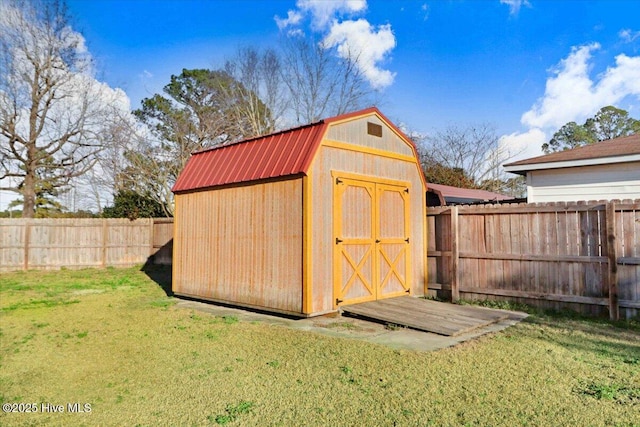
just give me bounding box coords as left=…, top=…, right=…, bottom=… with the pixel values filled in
left=503, top=134, right=640, bottom=203
left=171, top=107, right=427, bottom=317
left=426, top=182, right=513, bottom=206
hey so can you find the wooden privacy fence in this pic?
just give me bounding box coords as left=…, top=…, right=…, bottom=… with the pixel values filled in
left=2, top=201, right=639, bottom=320
left=0, top=218, right=173, bottom=271
left=427, top=200, right=640, bottom=320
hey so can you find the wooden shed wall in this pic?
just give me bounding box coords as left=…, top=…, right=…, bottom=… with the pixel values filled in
left=324, top=115, right=415, bottom=157
left=173, top=178, right=303, bottom=314
left=308, top=134, right=426, bottom=313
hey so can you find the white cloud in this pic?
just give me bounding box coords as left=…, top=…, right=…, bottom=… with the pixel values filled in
left=275, top=0, right=397, bottom=90
left=619, top=28, right=640, bottom=43
left=421, top=3, right=430, bottom=21
left=297, top=0, right=366, bottom=29
left=275, top=9, right=303, bottom=30
left=500, top=0, right=531, bottom=16
left=323, top=19, right=396, bottom=89
left=499, top=128, right=547, bottom=162
left=499, top=43, right=640, bottom=167
left=521, top=43, right=640, bottom=130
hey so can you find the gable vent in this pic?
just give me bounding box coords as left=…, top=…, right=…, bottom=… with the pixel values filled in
left=367, top=122, right=383, bottom=137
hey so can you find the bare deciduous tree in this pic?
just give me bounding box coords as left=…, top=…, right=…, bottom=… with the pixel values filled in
left=280, top=35, right=376, bottom=124
left=223, top=47, right=287, bottom=135
left=75, top=114, right=137, bottom=214
left=415, top=123, right=524, bottom=196
left=0, top=0, right=124, bottom=217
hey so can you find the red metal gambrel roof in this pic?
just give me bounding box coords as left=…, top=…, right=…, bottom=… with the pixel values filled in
left=172, top=107, right=420, bottom=193
left=172, top=121, right=327, bottom=193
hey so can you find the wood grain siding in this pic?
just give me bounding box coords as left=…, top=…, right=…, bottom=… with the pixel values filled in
left=528, top=162, right=640, bottom=203
left=324, top=115, right=415, bottom=157
left=173, top=178, right=303, bottom=314
left=310, top=145, right=426, bottom=313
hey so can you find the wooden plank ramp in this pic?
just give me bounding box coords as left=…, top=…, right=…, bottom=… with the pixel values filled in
left=341, top=296, right=509, bottom=336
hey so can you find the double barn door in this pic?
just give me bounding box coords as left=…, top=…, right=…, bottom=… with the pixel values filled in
left=333, top=173, right=411, bottom=307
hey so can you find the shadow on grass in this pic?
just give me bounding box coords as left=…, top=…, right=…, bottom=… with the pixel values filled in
left=141, top=261, right=173, bottom=296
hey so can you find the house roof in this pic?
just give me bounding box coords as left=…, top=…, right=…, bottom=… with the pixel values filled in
left=504, top=133, right=640, bottom=175
left=427, top=182, right=512, bottom=205
left=172, top=107, right=422, bottom=193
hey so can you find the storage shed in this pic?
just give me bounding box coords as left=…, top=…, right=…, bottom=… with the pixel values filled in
left=172, top=107, right=427, bottom=316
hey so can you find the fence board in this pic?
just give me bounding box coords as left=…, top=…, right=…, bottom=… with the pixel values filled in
left=0, top=218, right=170, bottom=271
left=2, top=200, right=639, bottom=320
left=427, top=200, right=640, bottom=319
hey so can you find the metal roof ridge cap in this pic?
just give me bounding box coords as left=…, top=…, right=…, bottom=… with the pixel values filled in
left=190, top=120, right=327, bottom=155
left=298, top=122, right=330, bottom=173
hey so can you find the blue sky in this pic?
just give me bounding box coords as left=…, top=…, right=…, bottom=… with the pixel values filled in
left=65, top=0, right=640, bottom=151
left=1, top=0, right=640, bottom=210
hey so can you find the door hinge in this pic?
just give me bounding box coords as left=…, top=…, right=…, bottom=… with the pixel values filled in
left=405, top=238, right=410, bottom=243
left=404, top=188, right=409, bottom=193
left=405, top=289, right=410, bottom=294
left=336, top=298, right=343, bottom=305
left=335, top=237, right=343, bottom=244
left=336, top=178, right=343, bottom=185
left=375, top=239, right=381, bottom=243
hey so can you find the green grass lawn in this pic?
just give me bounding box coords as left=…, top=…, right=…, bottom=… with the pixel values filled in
left=0, top=266, right=638, bottom=426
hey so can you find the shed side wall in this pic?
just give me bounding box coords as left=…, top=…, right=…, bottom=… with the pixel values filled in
left=173, top=179, right=303, bottom=313
left=309, top=146, right=426, bottom=313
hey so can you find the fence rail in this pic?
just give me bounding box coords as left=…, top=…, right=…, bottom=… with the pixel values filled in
left=2, top=200, right=638, bottom=319
left=0, top=218, right=173, bottom=271
left=427, top=200, right=640, bottom=320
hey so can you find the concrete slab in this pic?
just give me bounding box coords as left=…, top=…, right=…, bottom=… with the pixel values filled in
left=175, top=299, right=528, bottom=352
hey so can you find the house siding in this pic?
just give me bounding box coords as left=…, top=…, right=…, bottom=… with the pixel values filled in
left=527, top=162, right=640, bottom=203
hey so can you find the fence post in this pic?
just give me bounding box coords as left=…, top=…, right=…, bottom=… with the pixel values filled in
left=149, top=218, right=155, bottom=260
left=23, top=219, right=31, bottom=271
left=451, top=206, right=460, bottom=302
left=606, top=201, right=619, bottom=321
left=101, top=219, right=108, bottom=268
